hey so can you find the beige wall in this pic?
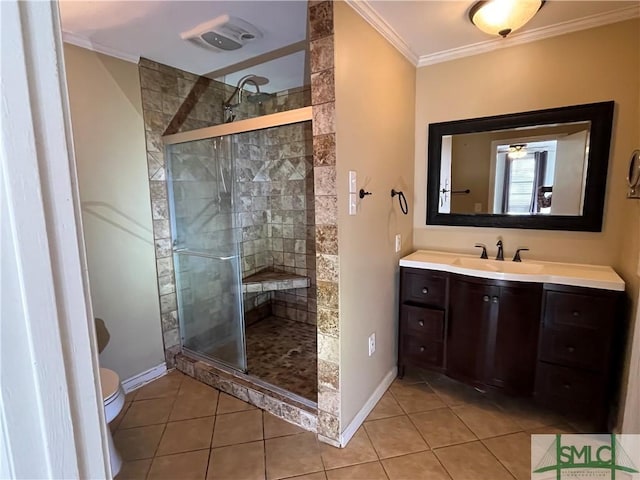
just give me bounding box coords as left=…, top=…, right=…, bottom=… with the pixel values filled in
left=414, top=19, right=640, bottom=428
left=450, top=133, right=492, bottom=213
left=64, top=44, right=165, bottom=381
left=334, top=2, right=416, bottom=428
left=415, top=19, right=639, bottom=267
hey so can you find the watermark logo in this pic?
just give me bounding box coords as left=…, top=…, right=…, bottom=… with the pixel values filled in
left=532, top=434, right=640, bottom=479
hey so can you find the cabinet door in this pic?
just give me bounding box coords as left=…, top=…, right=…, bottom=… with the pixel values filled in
left=447, top=277, right=496, bottom=384
left=485, top=283, right=542, bottom=394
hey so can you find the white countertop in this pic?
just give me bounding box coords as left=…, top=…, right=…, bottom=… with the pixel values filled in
left=400, top=250, right=625, bottom=292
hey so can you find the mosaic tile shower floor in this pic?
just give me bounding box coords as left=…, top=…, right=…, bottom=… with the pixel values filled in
left=245, top=316, right=317, bottom=402
left=113, top=369, right=580, bottom=480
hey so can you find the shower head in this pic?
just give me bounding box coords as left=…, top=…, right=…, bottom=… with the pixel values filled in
left=223, top=74, right=274, bottom=122
left=246, top=75, right=269, bottom=86
left=223, top=74, right=270, bottom=108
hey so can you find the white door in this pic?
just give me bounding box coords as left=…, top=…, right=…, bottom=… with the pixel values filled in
left=439, top=135, right=452, bottom=213
left=1, top=1, right=109, bottom=477
left=551, top=131, right=588, bottom=215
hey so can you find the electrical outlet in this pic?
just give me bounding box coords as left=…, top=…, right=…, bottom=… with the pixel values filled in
left=368, top=333, right=376, bottom=356
left=395, top=234, right=401, bottom=253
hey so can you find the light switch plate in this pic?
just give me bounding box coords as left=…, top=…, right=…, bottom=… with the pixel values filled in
left=395, top=234, right=401, bottom=253
left=349, top=193, right=357, bottom=215
left=348, top=171, right=357, bottom=193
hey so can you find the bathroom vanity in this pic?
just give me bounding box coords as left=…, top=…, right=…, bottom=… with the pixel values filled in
left=398, top=250, right=625, bottom=429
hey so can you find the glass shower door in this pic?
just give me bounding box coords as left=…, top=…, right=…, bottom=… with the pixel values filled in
left=167, top=136, right=246, bottom=371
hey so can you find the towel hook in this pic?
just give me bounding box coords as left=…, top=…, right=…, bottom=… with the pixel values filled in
left=359, top=189, right=372, bottom=199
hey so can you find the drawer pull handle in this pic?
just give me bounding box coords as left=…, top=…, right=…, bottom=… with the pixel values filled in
left=567, top=346, right=576, bottom=353
left=563, top=383, right=571, bottom=390
left=418, top=320, right=424, bottom=327
left=492, top=296, right=499, bottom=304
left=422, top=287, right=429, bottom=294
left=572, top=311, right=580, bottom=317
left=483, top=295, right=490, bottom=302
left=419, top=346, right=426, bottom=352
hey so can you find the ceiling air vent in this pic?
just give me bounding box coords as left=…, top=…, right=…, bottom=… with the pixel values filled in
left=180, top=15, right=262, bottom=52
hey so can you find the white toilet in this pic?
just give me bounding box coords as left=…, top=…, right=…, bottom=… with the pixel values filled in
left=100, top=367, right=125, bottom=476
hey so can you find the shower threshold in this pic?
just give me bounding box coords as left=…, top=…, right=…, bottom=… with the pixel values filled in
left=242, top=270, right=310, bottom=293
left=174, top=350, right=318, bottom=433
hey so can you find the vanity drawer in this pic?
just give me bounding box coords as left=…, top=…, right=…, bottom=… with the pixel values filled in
left=535, top=362, right=606, bottom=415
left=401, top=268, right=447, bottom=308
left=539, top=328, right=609, bottom=371
left=400, top=305, right=444, bottom=341
left=543, top=290, right=616, bottom=331
left=401, top=335, right=443, bottom=368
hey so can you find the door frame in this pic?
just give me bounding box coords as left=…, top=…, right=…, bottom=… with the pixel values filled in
left=1, top=1, right=108, bottom=477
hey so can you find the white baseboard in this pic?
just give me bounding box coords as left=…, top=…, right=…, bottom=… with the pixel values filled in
left=340, top=366, right=397, bottom=447
left=121, top=363, right=167, bottom=393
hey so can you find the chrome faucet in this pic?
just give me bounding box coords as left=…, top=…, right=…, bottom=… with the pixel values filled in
left=496, top=240, right=504, bottom=261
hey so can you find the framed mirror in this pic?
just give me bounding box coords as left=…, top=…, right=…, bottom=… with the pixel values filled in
left=426, top=101, right=614, bottom=231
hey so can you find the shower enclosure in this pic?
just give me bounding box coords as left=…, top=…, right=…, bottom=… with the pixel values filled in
left=164, top=107, right=316, bottom=400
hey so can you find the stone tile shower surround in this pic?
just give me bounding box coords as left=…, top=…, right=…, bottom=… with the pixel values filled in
left=139, top=0, right=341, bottom=445
left=139, top=57, right=322, bottom=424
left=139, top=58, right=314, bottom=356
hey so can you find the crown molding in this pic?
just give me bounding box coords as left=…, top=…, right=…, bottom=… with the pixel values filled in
left=417, top=4, right=640, bottom=67
left=62, top=31, right=140, bottom=64
left=344, top=0, right=419, bottom=66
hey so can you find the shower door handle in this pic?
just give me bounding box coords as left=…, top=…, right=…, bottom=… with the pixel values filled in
left=172, top=247, right=237, bottom=261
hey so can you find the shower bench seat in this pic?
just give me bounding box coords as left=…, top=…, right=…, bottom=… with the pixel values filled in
left=242, top=270, right=310, bottom=294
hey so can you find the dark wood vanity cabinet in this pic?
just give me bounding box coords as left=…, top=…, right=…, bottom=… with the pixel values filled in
left=534, top=285, right=622, bottom=426
left=398, top=267, right=624, bottom=428
left=398, top=268, right=447, bottom=373
left=447, top=276, right=542, bottom=395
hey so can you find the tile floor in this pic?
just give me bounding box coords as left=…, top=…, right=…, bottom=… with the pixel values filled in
left=245, top=316, right=317, bottom=401
left=112, top=369, right=578, bottom=480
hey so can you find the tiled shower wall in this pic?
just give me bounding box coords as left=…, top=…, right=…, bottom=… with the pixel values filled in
left=235, top=124, right=317, bottom=326
left=309, top=0, right=341, bottom=446
left=139, top=58, right=316, bottom=356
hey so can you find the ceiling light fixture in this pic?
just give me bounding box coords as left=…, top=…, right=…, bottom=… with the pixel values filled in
left=469, top=0, right=545, bottom=38
left=508, top=144, right=528, bottom=159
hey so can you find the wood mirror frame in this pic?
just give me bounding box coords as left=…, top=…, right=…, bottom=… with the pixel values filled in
left=426, top=101, right=614, bottom=231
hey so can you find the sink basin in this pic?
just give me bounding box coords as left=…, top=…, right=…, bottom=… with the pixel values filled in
left=498, top=262, right=544, bottom=275
left=452, top=257, right=500, bottom=272
left=452, top=257, right=544, bottom=275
